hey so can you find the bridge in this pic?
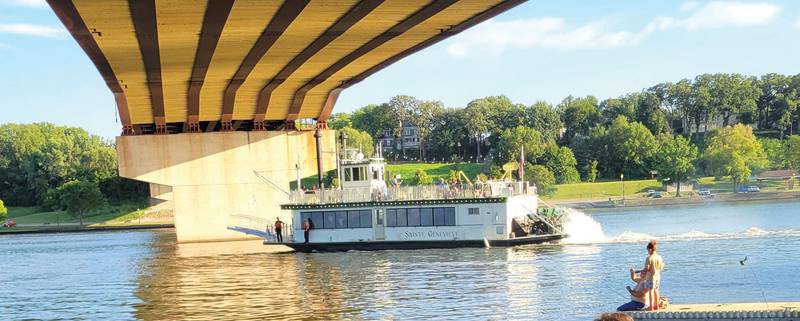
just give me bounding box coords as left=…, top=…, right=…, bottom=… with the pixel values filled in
left=48, top=0, right=524, bottom=242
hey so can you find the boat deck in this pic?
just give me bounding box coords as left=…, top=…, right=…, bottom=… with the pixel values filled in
left=275, top=233, right=565, bottom=253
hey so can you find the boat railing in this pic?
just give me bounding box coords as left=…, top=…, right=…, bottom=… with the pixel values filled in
left=288, top=181, right=536, bottom=205
left=227, top=214, right=293, bottom=242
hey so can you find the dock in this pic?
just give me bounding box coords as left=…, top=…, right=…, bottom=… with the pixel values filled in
left=625, top=302, right=800, bottom=320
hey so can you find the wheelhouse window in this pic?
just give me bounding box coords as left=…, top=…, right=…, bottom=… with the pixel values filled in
left=386, top=207, right=456, bottom=227
left=301, top=210, right=373, bottom=229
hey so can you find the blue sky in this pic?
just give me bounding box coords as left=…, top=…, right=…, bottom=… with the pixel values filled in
left=2, top=0, right=800, bottom=138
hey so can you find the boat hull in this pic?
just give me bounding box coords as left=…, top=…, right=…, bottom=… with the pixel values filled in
left=276, top=234, right=565, bottom=253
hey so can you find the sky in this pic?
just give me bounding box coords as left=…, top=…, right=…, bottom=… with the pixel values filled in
left=2, top=0, right=800, bottom=138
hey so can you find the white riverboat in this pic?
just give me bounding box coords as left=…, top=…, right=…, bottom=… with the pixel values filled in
left=276, top=151, right=567, bottom=253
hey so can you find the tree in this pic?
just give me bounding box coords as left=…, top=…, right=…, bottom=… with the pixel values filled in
left=412, top=168, right=432, bottom=185
left=350, top=104, right=395, bottom=142
left=696, top=73, right=761, bottom=127
left=386, top=95, right=418, bottom=157
left=56, top=181, right=106, bottom=225
left=338, top=127, right=374, bottom=158
left=525, top=164, right=556, bottom=195
left=408, top=100, right=444, bottom=160
left=606, top=116, right=658, bottom=178
left=327, top=112, right=352, bottom=130
left=599, top=96, right=636, bottom=125
left=652, top=134, right=698, bottom=196
left=465, top=96, right=506, bottom=161
left=544, top=145, right=580, bottom=184
left=525, top=101, right=564, bottom=141
left=703, top=124, right=768, bottom=192
left=759, top=138, right=787, bottom=169
left=585, top=160, right=599, bottom=183
left=559, top=95, right=601, bottom=142
left=0, top=199, right=7, bottom=221
left=786, top=135, right=800, bottom=172
left=0, top=123, right=119, bottom=206
left=429, top=108, right=470, bottom=161
left=495, top=126, right=550, bottom=164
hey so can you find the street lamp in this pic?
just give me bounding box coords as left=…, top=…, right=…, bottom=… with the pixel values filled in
left=620, top=173, right=625, bottom=203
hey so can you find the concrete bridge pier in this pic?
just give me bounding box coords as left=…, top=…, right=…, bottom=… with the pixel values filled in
left=116, top=130, right=336, bottom=243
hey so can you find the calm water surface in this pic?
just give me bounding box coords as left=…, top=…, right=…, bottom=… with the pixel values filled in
left=1, top=200, right=799, bottom=320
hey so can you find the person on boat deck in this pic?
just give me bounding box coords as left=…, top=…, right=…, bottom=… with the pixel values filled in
left=617, top=268, right=649, bottom=311
left=302, top=218, right=311, bottom=243
left=273, top=217, right=284, bottom=243
left=638, top=240, right=664, bottom=311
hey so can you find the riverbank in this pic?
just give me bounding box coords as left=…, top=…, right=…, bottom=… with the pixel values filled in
left=549, top=191, right=800, bottom=210
left=0, top=224, right=174, bottom=235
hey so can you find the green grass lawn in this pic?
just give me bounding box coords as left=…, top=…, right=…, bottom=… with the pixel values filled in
left=386, top=162, right=485, bottom=183
left=543, top=179, right=662, bottom=200
left=3, top=201, right=169, bottom=227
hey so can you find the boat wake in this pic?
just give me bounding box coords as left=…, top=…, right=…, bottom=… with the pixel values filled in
left=560, top=208, right=800, bottom=244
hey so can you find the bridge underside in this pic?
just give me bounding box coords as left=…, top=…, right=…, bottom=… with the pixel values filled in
left=50, top=0, right=522, bottom=135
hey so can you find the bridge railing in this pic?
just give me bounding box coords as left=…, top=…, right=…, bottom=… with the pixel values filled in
left=288, top=181, right=536, bottom=205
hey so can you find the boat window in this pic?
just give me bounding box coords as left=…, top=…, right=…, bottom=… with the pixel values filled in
left=311, top=212, right=323, bottom=229
left=344, top=168, right=352, bottom=182
left=433, top=208, right=445, bottom=226
left=445, top=208, right=456, bottom=225
left=396, top=208, right=408, bottom=226
left=336, top=211, right=348, bottom=228
left=373, top=169, right=379, bottom=180
left=420, top=208, right=433, bottom=226
left=324, top=211, right=337, bottom=229
left=407, top=208, right=420, bottom=226
left=468, top=207, right=480, bottom=215
left=360, top=210, right=372, bottom=227
left=348, top=211, right=360, bottom=228
left=386, top=209, right=396, bottom=227
left=352, top=167, right=360, bottom=181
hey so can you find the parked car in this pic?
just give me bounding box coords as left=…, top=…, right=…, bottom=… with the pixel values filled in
left=698, top=188, right=714, bottom=198
left=747, top=185, right=761, bottom=193
left=652, top=191, right=663, bottom=198
left=646, top=189, right=656, bottom=197
left=2, top=219, right=17, bottom=228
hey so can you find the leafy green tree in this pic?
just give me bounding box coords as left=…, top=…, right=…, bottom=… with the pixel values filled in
left=408, top=100, right=444, bottom=160
left=786, top=135, right=800, bottom=172
left=338, top=127, right=374, bottom=158
left=56, top=181, right=106, bottom=225
left=544, top=145, right=580, bottom=184
left=703, top=124, right=768, bottom=191
left=412, top=168, right=432, bottom=185
left=599, top=96, right=636, bottom=125
left=351, top=104, right=395, bottom=142
left=585, top=160, right=599, bottom=183
left=0, top=123, right=119, bottom=205
left=606, top=116, right=658, bottom=178
left=495, top=126, right=550, bottom=164
left=465, top=96, right=504, bottom=161
left=559, top=95, right=601, bottom=142
left=0, top=199, right=7, bottom=221
left=696, top=73, right=761, bottom=127
left=525, top=164, right=556, bottom=195
left=428, top=108, right=470, bottom=161
left=758, top=138, right=787, bottom=169
left=652, top=134, right=698, bottom=196
left=387, top=95, right=418, bottom=157
left=525, top=101, right=564, bottom=141
left=327, top=112, right=352, bottom=130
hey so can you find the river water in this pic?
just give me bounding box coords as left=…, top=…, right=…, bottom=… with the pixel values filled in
left=1, top=200, right=799, bottom=320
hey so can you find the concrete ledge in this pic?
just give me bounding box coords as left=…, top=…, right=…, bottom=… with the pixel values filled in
left=625, top=302, right=800, bottom=321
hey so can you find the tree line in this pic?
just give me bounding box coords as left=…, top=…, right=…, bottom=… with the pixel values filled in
left=329, top=72, right=800, bottom=193
left=0, top=123, right=148, bottom=221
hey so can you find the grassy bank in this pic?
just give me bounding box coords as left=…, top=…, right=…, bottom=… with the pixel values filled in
left=3, top=201, right=172, bottom=233
left=385, top=162, right=484, bottom=183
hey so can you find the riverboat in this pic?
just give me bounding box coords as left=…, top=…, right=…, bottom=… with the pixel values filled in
left=274, top=150, right=567, bottom=253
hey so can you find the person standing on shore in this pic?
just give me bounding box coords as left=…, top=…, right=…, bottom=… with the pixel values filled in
left=639, top=240, right=664, bottom=310
left=273, top=217, right=284, bottom=243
